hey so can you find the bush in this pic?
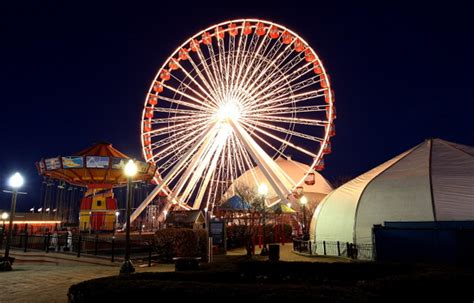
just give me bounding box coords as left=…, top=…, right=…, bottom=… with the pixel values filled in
left=154, top=228, right=207, bottom=261
left=226, top=224, right=293, bottom=249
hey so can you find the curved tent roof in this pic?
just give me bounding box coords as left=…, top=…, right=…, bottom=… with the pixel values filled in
left=226, top=157, right=333, bottom=201
left=311, top=138, right=474, bottom=248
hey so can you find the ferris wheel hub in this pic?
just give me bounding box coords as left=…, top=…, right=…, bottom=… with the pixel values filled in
left=216, top=99, right=242, bottom=123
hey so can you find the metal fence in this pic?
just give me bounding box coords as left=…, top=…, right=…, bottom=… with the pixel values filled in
left=293, top=238, right=374, bottom=260
left=0, top=231, right=158, bottom=265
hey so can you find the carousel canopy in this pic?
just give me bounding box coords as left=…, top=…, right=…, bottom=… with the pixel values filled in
left=36, top=142, right=155, bottom=187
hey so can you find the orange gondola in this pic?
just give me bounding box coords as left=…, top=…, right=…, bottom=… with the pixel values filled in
left=243, top=21, right=252, bottom=35
left=202, top=32, right=212, bottom=45
left=228, top=23, right=238, bottom=36
left=294, top=39, right=305, bottom=52
left=179, top=48, right=189, bottom=60
left=152, top=81, right=163, bottom=93
left=281, top=31, right=292, bottom=44
left=190, top=39, right=200, bottom=52
left=256, top=22, right=265, bottom=36
left=160, top=69, right=170, bottom=81
left=148, top=94, right=158, bottom=105
left=269, top=26, right=279, bottom=38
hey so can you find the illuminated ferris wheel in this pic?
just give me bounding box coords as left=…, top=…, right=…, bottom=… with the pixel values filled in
left=131, top=19, right=336, bottom=222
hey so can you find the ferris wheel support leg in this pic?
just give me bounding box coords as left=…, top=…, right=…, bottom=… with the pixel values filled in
left=130, top=125, right=216, bottom=224
left=228, top=119, right=290, bottom=206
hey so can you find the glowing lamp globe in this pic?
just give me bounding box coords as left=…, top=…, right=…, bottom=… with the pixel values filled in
left=1, top=212, right=9, bottom=220
left=8, top=172, right=24, bottom=189
left=124, top=160, right=138, bottom=177
left=258, top=183, right=269, bottom=196
left=300, top=196, right=308, bottom=205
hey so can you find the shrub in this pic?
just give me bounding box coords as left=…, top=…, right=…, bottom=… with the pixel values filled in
left=154, top=228, right=207, bottom=261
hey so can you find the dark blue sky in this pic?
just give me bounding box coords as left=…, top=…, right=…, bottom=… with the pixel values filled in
left=1, top=2, right=473, bottom=210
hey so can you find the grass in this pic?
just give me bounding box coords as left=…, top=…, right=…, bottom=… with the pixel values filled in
left=68, top=255, right=473, bottom=302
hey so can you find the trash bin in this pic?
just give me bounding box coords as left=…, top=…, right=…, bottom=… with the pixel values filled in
left=269, top=244, right=280, bottom=262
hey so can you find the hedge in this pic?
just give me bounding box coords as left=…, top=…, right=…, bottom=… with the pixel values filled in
left=154, top=228, right=207, bottom=261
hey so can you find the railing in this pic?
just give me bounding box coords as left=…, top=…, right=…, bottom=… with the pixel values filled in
left=293, top=238, right=374, bottom=260
left=1, top=232, right=158, bottom=265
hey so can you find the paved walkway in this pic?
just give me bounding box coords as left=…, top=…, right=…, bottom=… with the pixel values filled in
left=0, top=250, right=174, bottom=303
left=227, top=243, right=350, bottom=263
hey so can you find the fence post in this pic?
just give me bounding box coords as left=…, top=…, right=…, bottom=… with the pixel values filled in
left=337, top=241, right=341, bottom=256
left=77, top=235, right=82, bottom=258
left=46, top=233, right=51, bottom=253
left=308, top=240, right=312, bottom=255
left=94, top=234, right=99, bottom=255
left=323, top=241, right=327, bottom=255
left=148, top=244, right=152, bottom=267
left=24, top=232, right=28, bottom=253
left=111, top=237, right=115, bottom=262
left=346, top=242, right=350, bottom=258
left=0, top=228, right=4, bottom=250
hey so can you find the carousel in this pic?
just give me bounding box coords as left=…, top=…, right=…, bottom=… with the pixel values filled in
left=36, top=142, right=155, bottom=232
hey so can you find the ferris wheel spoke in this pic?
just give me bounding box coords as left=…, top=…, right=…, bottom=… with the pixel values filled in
left=174, top=61, right=221, bottom=107
left=149, top=122, right=208, bottom=152
left=216, top=35, right=228, bottom=93
left=241, top=39, right=293, bottom=101
left=169, top=73, right=219, bottom=108
left=232, top=133, right=260, bottom=190
left=237, top=30, right=272, bottom=96
left=192, top=46, right=225, bottom=101
left=239, top=120, right=318, bottom=159
left=152, top=107, right=208, bottom=116
left=250, top=88, right=326, bottom=111
left=160, top=84, right=215, bottom=112
left=205, top=43, right=226, bottom=100
left=187, top=54, right=224, bottom=103
left=228, top=118, right=293, bottom=205
left=247, top=61, right=315, bottom=104
left=250, top=104, right=328, bottom=115
left=242, top=117, right=324, bottom=142
left=243, top=43, right=302, bottom=101
left=131, top=124, right=217, bottom=222
left=151, top=114, right=211, bottom=124
left=148, top=116, right=210, bottom=137
left=249, top=115, right=327, bottom=127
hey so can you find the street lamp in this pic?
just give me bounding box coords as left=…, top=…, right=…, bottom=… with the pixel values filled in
left=300, top=196, right=308, bottom=239
left=1, top=172, right=25, bottom=271
left=120, top=160, right=137, bottom=274
left=113, top=211, right=120, bottom=237
left=258, top=183, right=269, bottom=256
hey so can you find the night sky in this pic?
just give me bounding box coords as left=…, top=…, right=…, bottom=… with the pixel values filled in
left=1, top=3, right=473, bottom=211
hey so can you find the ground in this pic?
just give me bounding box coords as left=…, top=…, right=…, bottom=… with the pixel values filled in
left=0, top=251, right=174, bottom=303
left=0, top=244, right=331, bottom=303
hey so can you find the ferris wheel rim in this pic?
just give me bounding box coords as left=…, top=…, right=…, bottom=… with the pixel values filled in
left=140, top=18, right=336, bottom=210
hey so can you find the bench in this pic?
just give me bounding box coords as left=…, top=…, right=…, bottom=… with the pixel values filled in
left=172, top=257, right=202, bottom=271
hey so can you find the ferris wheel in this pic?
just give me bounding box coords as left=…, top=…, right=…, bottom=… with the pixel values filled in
left=131, top=19, right=336, bottom=223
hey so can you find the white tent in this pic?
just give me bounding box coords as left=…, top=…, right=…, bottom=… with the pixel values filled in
left=310, top=138, right=474, bottom=257
left=224, top=157, right=333, bottom=205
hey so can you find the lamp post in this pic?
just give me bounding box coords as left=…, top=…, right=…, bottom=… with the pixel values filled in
left=1, top=212, right=8, bottom=231
left=120, top=160, right=137, bottom=274
left=258, top=183, right=269, bottom=256
left=113, top=211, right=120, bottom=237
left=1, top=172, right=25, bottom=271
left=300, top=196, right=308, bottom=239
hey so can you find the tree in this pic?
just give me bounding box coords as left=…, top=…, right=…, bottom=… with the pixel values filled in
left=222, top=184, right=270, bottom=256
